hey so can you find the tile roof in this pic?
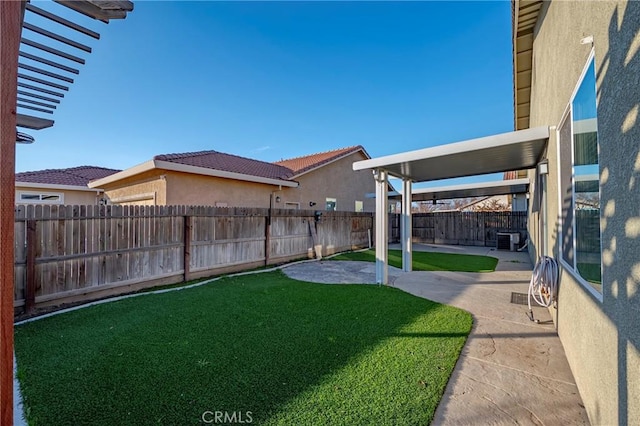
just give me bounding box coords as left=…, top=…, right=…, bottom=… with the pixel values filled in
left=16, top=166, right=120, bottom=187
left=274, top=145, right=367, bottom=176
left=154, top=150, right=295, bottom=180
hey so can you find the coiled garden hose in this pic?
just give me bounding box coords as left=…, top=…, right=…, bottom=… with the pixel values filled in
left=527, top=256, right=559, bottom=322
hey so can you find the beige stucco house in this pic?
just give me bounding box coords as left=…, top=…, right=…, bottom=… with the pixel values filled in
left=89, top=146, right=377, bottom=212
left=514, top=1, right=639, bottom=424
left=15, top=166, right=119, bottom=205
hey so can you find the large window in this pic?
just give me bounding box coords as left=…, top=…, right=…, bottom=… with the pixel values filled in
left=558, top=54, right=602, bottom=294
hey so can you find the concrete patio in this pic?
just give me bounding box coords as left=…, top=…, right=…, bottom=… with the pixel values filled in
left=283, top=243, right=590, bottom=425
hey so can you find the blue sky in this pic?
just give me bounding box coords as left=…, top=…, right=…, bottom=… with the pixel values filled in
left=17, top=1, right=514, bottom=188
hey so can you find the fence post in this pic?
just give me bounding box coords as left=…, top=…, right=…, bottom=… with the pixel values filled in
left=183, top=215, right=191, bottom=282
left=25, top=220, right=37, bottom=314
left=264, top=214, right=271, bottom=266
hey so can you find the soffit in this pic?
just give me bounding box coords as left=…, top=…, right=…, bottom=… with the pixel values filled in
left=513, top=0, right=543, bottom=131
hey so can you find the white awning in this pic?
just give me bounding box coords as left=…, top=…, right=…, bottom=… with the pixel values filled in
left=356, top=126, right=549, bottom=285
left=353, top=126, right=549, bottom=182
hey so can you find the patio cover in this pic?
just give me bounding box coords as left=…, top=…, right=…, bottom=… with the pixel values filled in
left=352, top=126, right=549, bottom=284
left=379, top=178, right=530, bottom=202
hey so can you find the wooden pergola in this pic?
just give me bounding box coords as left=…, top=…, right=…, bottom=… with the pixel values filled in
left=1, top=1, right=133, bottom=423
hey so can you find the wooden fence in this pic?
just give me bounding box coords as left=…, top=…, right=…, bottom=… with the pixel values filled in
left=390, top=211, right=528, bottom=247
left=14, top=206, right=527, bottom=314
left=14, top=205, right=373, bottom=313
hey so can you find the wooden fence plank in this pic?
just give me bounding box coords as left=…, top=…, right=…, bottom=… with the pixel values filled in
left=25, top=221, right=36, bottom=314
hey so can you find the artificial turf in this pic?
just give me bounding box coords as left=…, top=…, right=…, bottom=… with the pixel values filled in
left=14, top=271, right=472, bottom=426
left=331, top=249, right=498, bottom=273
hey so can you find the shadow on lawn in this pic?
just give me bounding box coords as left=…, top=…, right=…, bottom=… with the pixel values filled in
left=14, top=270, right=471, bottom=425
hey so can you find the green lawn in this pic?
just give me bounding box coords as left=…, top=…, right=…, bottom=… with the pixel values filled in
left=15, top=271, right=472, bottom=426
left=332, top=249, right=498, bottom=273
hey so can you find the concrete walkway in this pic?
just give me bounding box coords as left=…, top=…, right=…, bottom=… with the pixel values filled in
left=283, top=244, right=590, bottom=425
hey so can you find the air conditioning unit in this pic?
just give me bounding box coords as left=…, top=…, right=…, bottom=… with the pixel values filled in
left=497, top=232, right=520, bottom=251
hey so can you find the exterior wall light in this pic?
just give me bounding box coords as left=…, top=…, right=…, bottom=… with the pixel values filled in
left=538, top=162, right=549, bottom=175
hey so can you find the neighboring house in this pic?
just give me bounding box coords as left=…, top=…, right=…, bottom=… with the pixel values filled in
left=274, top=146, right=375, bottom=212
left=504, top=170, right=529, bottom=211
left=15, top=166, right=119, bottom=205
left=514, top=1, right=639, bottom=424
left=89, top=146, right=377, bottom=212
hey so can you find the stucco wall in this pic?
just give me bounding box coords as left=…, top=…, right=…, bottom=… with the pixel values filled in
left=15, top=185, right=99, bottom=205
left=163, top=152, right=375, bottom=211
left=275, top=152, right=376, bottom=212
left=164, top=172, right=274, bottom=207
left=101, top=170, right=167, bottom=205
left=528, top=1, right=640, bottom=424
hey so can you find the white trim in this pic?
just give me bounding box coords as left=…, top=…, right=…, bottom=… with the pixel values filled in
left=155, top=160, right=299, bottom=188
left=401, top=179, right=412, bottom=272
left=569, top=49, right=596, bottom=101
left=559, top=258, right=604, bottom=302
left=411, top=179, right=530, bottom=196
left=555, top=52, right=603, bottom=300
left=88, top=160, right=156, bottom=188
left=16, top=190, right=64, bottom=204
left=353, top=126, right=549, bottom=177
left=89, top=159, right=299, bottom=189
left=16, top=182, right=103, bottom=192
left=374, top=169, right=389, bottom=284
left=556, top=118, right=567, bottom=263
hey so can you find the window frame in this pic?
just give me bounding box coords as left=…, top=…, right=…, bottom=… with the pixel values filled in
left=284, top=202, right=300, bottom=210
left=556, top=49, right=603, bottom=301
left=325, top=197, right=337, bottom=211
left=17, top=190, right=64, bottom=204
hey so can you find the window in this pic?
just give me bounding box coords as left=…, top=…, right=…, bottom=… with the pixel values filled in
left=558, top=53, right=602, bottom=294
left=285, top=202, right=299, bottom=209
left=355, top=200, right=363, bottom=212
left=325, top=198, right=337, bottom=211
left=17, top=191, right=63, bottom=204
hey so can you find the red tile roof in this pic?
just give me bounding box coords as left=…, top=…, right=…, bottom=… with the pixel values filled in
left=154, top=150, right=294, bottom=180
left=16, top=166, right=120, bottom=187
left=274, top=145, right=368, bottom=176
